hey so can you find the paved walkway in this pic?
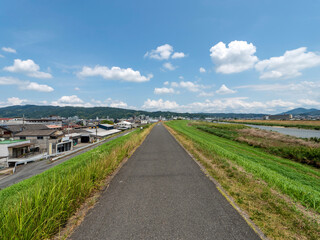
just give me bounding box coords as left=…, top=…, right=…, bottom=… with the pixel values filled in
left=71, top=123, right=260, bottom=240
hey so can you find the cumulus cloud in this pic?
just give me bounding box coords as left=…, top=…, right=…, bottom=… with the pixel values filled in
left=172, top=52, right=186, bottom=59
left=7, top=97, right=27, bottom=105
left=216, top=84, right=236, bottom=94
left=199, top=67, right=206, bottom=73
left=77, top=65, right=152, bottom=82
left=2, top=47, right=16, bottom=53
left=51, top=95, right=92, bottom=107
left=75, top=87, right=80, bottom=91
left=21, top=82, right=54, bottom=92
left=4, top=59, right=52, bottom=78
left=154, top=87, right=176, bottom=94
left=0, top=76, right=54, bottom=92
left=171, top=81, right=205, bottom=92
left=145, top=44, right=186, bottom=60
left=163, top=62, right=176, bottom=71
left=0, top=54, right=4, bottom=58
left=164, top=81, right=169, bottom=85
left=255, top=47, right=320, bottom=79
left=142, top=99, right=179, bottom=110
left=140, top=97, right=301, bottom=113
left=210, top=40, right=258, bottom=74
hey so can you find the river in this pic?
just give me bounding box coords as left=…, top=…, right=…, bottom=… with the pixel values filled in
left=245, top=124, right=320, bottom=138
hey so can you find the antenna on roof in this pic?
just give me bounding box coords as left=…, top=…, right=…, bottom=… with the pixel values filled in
left=22, top=114, right=25, bottom=131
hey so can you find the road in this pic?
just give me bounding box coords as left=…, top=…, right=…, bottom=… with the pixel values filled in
left=71, top=123, right=260, bottom=240
left=0, top=130, right=133, bottom=189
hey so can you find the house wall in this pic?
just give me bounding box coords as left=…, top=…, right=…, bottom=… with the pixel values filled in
left=14, top=136, right=59, bottom=154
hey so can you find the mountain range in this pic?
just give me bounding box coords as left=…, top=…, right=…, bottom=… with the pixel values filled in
left=0, top=105, right=265, bottom=119
left=283, top=108, right=320, bottom=116
left=0, top=105, right=319, bottom=119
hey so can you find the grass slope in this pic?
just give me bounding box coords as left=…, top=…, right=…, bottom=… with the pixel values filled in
left=0, top=125, right=153, bottom=240
left=166, top=120, right=320, bottom=239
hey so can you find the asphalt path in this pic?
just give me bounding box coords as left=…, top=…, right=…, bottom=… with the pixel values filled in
left=0, top=130, right=133, bottom=189
left=71, top=123, right=260, bottom=240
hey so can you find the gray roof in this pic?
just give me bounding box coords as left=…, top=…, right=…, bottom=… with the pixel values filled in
left=0, top=124, right=50, bottom=133
left=15, top=129, right=60, bottom=137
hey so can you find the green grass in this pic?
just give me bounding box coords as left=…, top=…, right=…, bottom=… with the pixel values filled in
left=166, top=120, right=320, bottom=239
left=193, top=122, right=320, bottom=167
left=166, top=121, right=320, bottom=213
left=0, top=126, right=152, bottom=240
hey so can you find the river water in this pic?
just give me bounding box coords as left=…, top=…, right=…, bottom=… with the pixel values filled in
left=245, top=124, right=320, bottom=138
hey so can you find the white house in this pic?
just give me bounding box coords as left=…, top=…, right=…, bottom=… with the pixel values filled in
left=116, top=121, right=133, bottom=130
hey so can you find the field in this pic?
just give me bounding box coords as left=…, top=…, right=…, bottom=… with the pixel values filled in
left=165, top=120, right=320, bottom=239
left=227, top=119, right=320, bottom=130
left=0, top=125, right=153, bottom=240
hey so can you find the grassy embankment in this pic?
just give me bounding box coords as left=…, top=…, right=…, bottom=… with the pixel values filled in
left=0, top=125, right=153, bottom=240
left=226, top=119, right=320, bottom=130
left=165, top=120, right=320, bottom=239
left=194, top=122, right=320, bottom=167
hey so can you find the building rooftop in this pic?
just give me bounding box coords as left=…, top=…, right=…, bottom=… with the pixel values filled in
left=0, top=139, right=28, bottom=144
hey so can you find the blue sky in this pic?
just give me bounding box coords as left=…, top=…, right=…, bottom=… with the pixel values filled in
left=1, top=0, right=320, bottom=113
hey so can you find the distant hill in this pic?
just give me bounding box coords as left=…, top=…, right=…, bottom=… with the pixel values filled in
left=0, top=105, right=265, bottom=119
left=282, top=108, right=319, bottom=115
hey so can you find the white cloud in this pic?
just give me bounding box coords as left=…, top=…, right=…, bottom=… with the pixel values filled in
left=140, top=97, right=300, bottom=113
left=89, top=98, right=130, bottom=109
left=145, top=44, right=186, bottom=60
left=51, top=95, right=92, bottom=107
left=77, top=65, right=152, bottom=82
left=7, top=97, right=27, bottom=105
left=198, top=91, right=214, bottom=97
left=235, top=81, right=320, bottom=96
left=164, top=81, right=169, bottom=85
left=216, top=84, right=236, bottom=94
left=144, top=44, right=173, bottom=60
left=199, top=67, right=206, bottom=73
left=0, top=76, right=21, bottom=85
left=172, top=52, right=186, bottom=59
left=171, top=81, right=205, bottom=92
left=142, top=99, right=179, bottom=110
left=4, top=59, right=52, bottom=78
left=0, top=54, right=4, bottom=58
left=210, top=40, right=258, bottom=74
left=179, top=76, right=184, bottom=80
left=255, top=47, right=320, bottom=79
left=297, top=99, right=320, bottom=106
left=2, top=47, right=16, bottom=53
left=75, top=87, right=80, bottom=91
left=154, top=87, right=176, bottom=94
left=163, top=62, right=176, bottom=71
left=0, top=76, right=54, bottom=92
left=109, top=101, right=128, bottom=108
left=21, top=82, right=54, bottom=92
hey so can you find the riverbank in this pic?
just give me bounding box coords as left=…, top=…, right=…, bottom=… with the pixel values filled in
left=226, top=119, right=320, bottom=130
left=165, top=120, right=320, bottom=239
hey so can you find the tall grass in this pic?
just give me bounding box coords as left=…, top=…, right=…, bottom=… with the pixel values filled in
left=166, top=121, right=320, bottom=213
left=0, top=126, right=152, bottom=239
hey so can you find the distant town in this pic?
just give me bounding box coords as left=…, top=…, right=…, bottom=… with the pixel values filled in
left=0, top=106, right=319, bottom=170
